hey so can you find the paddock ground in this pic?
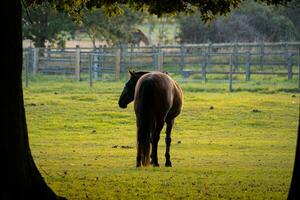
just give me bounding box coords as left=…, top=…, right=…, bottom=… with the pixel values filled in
left=23, top=77, right=299, bottom=199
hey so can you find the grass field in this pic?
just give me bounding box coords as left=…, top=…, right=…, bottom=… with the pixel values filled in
left=23, top=76, right=299, bottom=199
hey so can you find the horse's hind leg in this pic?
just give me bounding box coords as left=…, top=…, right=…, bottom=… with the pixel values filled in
left=136, top=142, right=142, bottom=167
left=165, top=119, right=174, bottom=167
left=136, top=127, right=146, bottom=167
left=150, top=119, right=164, bottom=167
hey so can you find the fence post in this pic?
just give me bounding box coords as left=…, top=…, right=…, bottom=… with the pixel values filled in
left=120, top=44, right=125, bottom=73
left=130, top=44, right=134, bottom=67
left=75, top=45, right=81, bottom=81
left=284, top=43, right=288, bottom=79
left=157, top=43, right=164, bottom=72
left=201, top=51, right=206, bottom=83
left=93, top=47, right=99, bottom=80
left=89, top=54, right=93, bottom=87
left=46, top=45, right=51, bottom=69
left=246, top=51, right=251, bottom=81
left=27, top=46, right=32, bottom=72
left=207, top=42, right=212, bottom=72
left=179, top=43, right=185, bottom=74
left=157, top=43, right=160, bottom=71
left=287, top=52, right=292, bottom=80
left=233, top=42, right=238, bottom=72
left=260, top=42, right=264, bottom=71
left=152, top=45, right=157, bottom=71
left=157, top=50, right=164, bottom=72
left=32, top=48, right=39, bottom=76
left=161, top=51, right=164, bottom=72
left=25, top=52, right=29, bottom=88
left=115, top=48, right=121, bottom=81
left=229, top=54, right=233, bottom=92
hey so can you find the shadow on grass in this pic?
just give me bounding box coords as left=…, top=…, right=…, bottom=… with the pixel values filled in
left=276, top=88, right=299, bottom=93
left=183, top=87, right=299, bottom=94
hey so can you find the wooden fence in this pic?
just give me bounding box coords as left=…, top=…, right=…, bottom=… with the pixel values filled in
left=23, top=42, right=300, bottom=90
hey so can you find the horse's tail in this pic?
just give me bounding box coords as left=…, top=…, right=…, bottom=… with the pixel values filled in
left=137, top=79, right=154, bottom=166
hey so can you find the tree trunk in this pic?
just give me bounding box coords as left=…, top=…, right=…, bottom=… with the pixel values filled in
left=288, top=121, right=299, bottom=200
left=1, top=1, right=66, bottom=199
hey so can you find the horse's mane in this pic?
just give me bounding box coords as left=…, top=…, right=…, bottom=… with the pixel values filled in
left=135, top=71, right=150, bottom=77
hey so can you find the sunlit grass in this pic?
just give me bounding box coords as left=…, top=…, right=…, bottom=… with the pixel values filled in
left=23, top=76, right=299, bottom=199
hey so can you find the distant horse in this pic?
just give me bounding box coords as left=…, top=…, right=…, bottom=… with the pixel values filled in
left=129, top=29, right=150, bottom=47
left=118, top=71, right=183, bottom=167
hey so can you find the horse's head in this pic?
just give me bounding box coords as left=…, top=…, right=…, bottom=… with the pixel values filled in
left=118, top=70, right=140, bottom=109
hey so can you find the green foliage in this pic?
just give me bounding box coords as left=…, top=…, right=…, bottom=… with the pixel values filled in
left=22, top=2, right=77, bottom=48
left=53, top=31, right=73, bottom=49
left=237, top=0, right=299, bottom=41
left=177, top=12, right=213, bottom=43
left=81, top=8, right=110, bottom=48
left=105, top=6, right=144, bottom=45
left=81, top=6, right=144, bottom=47
left=22, top=2, right=144, bottom=48
left=23, top=78, right=298, bottom=199
left=273, top=0, right=300, bottom=35
left=177, top=0, right=300, bottom=43
left=22, top=0, right=299, bottom=47
left=24, top=0, right=294, bottom=22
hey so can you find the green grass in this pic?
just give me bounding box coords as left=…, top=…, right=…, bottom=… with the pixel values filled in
left=23, top=76, right=299, bottom=199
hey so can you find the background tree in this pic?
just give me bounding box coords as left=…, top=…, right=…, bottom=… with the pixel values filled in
left=177, top=12, right=213, bottom=43
left=53, top=31, right=73, bottom=49
left=103, top=5, right=144, bottom=45
left=81, top=5, right=144, bottom=47
left=81, top=7, right=111, bottom=49
left=142, top=13, right=158, bottom=45
left=274, top=0, right=300, bottom=37
left=22, top=2, right=77, bottom=48
left=236, top=0, right=299, bottom=41
left=177, top=0, right=300, bottom=43
left=156, top=16, right=177, bottom=45
left=4, top=0, right=297, bottom=199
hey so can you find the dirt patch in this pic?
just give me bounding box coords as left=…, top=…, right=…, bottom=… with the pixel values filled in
left=112, top=145, right=133, bottom=149
left=252, top=109, right=261, bottom=113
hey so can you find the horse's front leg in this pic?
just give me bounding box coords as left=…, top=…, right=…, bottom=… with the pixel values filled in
left=165, top=119, right=174, bottom=167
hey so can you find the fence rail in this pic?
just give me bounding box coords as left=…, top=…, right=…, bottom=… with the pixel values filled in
left=23, top=42, right=300, bottom=91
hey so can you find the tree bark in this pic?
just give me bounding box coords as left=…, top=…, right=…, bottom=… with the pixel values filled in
left=288, top=121, right=299, bottom=200
left=1, top=1, right=66, bottom=199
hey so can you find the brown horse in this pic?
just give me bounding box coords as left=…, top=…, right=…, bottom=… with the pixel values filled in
left=118, top=71, right=183, bottom=167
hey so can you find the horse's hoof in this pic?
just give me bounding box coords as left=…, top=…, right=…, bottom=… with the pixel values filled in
left=136, top=163, right=141, bottom=168
left=165, top=161, right=172, bottom=167
left=152, top=163, right=160, bottom=167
